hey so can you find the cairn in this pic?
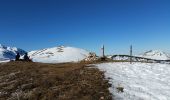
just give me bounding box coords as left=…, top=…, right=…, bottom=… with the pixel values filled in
left=84, top=52, right=98, bottom=62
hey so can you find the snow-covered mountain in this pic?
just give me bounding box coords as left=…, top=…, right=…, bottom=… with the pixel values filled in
left=0, top=44, right=26, bottom=61
left=110, top=50, right=170, bottom=62
left=28, top=46, right=90, bottom=63
left=139, top=50, right=170, bottom=60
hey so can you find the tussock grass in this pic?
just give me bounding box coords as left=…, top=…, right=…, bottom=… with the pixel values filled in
left=0, top=61, right=112, bottom=100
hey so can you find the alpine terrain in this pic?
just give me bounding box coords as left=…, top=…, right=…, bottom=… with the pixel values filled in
left=0, top=44, right=26, bottom=62
left=139, top=50, right=170, bottom=60
left=28, top=46, right=90, bottom=63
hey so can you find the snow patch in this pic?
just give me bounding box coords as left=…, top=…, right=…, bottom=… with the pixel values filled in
left=95, top=62, right=170, bottom=100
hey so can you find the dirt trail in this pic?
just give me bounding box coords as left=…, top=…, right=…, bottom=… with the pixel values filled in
left=0, top=62, right=112, bottom=100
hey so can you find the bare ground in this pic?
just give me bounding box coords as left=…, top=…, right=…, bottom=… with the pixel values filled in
left=0, top=61, right=112, bottom=100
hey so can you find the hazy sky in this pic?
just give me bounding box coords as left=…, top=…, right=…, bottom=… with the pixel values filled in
left=0, top=0, right=170, bottom=55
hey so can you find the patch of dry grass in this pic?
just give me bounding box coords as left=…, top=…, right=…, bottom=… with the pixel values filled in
left=0, top=61, right=112, bottom=100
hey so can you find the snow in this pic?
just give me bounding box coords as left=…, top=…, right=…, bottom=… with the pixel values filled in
left=95, top=62, right=170, bottom=100
left=28, top=46, right=89, bottom=63
left=111, top=50, right=170, bottom=62
left=0, top=60, right=10, bottom=63
left=139, top=50, right=170, bottom=60
left=0, top=44, right=26, bottom=63
left=112, top=55, right=130, bottom=61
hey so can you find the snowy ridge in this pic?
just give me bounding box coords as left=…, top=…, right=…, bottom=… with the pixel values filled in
left=28, top=46, right=90, bottom=63
left=110, top=50, right=170, bottom=61
left=112, top=55, right=131, bottom=61
left=111, top=55, right=155, bottom=63
left=140, top=50, right=170, bottom=60
left=0, top=44, right=26, bottom=61
left=96, top=62, right=170, bottom=100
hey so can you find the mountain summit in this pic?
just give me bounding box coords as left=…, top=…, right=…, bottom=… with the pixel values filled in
left=140, top=50, right=170, bottom=60
left=28, top=46, right=90, bottom=63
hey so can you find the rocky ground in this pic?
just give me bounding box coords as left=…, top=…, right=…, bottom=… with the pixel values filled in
left=0, top=61, right=112, bottom=100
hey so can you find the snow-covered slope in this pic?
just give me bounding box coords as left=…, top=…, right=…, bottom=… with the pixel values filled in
left=0, top=44, right=26, bottom=62
left=140, top=50, right=170, bottom=60
left=28, top=46, right=90, bottom=63
left=112, top=55, right=130, bottom=61
left=96, top=62, right=170, bottom=100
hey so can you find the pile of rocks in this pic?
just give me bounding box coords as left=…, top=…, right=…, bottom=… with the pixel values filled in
left=84, top=52, right=98, bottom=62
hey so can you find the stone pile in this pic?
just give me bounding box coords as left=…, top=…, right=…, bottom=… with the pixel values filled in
left=84, top=52, right=98, bottom=61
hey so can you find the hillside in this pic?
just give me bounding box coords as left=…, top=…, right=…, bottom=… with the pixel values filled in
left=139, top=50, right=170, bottom=60
left=0, top=62, right=112, bottom=100
left=28, top=46, right=90, bottom=63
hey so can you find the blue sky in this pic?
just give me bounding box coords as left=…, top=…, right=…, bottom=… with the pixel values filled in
left=0, top=0, right=170, bottom=55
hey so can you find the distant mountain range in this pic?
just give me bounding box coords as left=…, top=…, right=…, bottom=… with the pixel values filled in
left=0, top=44, right=170, bottom=63
left=111, top=50, right=170, bottom=62
left=139, top=50, right=170, bottom=60
left=0, top=44, right=26, bottom=61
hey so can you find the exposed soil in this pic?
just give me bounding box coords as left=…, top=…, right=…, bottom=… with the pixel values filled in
left=0, top=61, right=112, bottom=100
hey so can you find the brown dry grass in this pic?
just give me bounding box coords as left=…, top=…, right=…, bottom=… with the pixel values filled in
left=0, top=61, right=112, bottom=100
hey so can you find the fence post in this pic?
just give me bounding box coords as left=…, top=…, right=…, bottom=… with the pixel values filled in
left=130, top=45, right=132, bottom=64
